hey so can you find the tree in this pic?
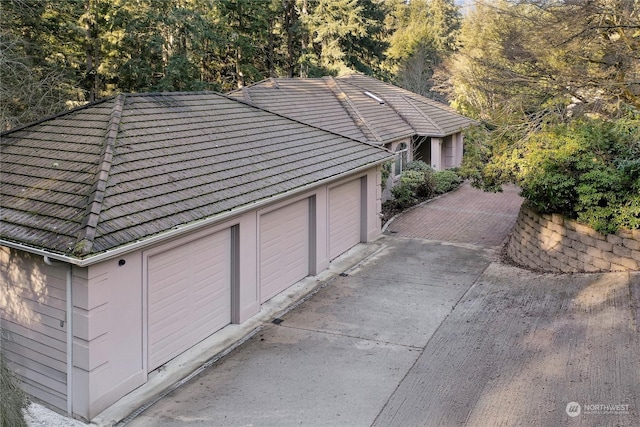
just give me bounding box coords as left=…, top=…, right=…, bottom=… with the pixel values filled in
left=0, top=0, right=403, bottom=127
left=441, top=0, right=640, bottom=123
left=441, top=0, right=640, bottom=225
left=340, top=0, right=390, bottom=78
left=0, top=0, right=85, bottom=129
left=107, top=0, right=221, bottom=92
left=215, top=0, right=275, bottom=88
left=385, top=0, right=461, bottom=98
left=302, top=0, right=388, bottom=76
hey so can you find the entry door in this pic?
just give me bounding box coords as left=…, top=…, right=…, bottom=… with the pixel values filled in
left=147, top=229, right=231, bottom=371
left=329, top=179, right=362, bottom=260
left=259, top=199, right=310, bottom=303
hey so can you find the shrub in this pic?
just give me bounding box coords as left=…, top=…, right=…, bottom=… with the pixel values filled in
left=517, top=118, right=640, bottom=233
left=416, top=169, right=436, bottom=199
left=1, top=353, right=28, bottom=427
left=391, top=170, right=425, bottom=208
left=405, top=160, right=433, bottom=174
left=433, top=170, right=462, bottom=194
left=390, top=166, right=440, bottom=209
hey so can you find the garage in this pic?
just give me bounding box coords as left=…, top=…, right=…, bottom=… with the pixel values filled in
left=147, top=229, right=232, bottom=372
left=259, top=199, right=310, bottom=303
left=329, top=179, right=363, bottom=260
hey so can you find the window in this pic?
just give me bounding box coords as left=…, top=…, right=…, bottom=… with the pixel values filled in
left=395, top=142, right=408, bottom=176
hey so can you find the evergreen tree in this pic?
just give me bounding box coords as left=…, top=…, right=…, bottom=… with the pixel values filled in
left=0, top=0, right=86, bottom=129
left=385, top=0, right=461, bottom=98
left=303, top=0, right=387, bottom=76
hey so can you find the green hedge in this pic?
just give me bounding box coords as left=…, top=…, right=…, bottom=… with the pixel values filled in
left=391, top=161, right=462, bottom=209
left=433, top=170, right=462, bottom=194
left=391, top=170, right=429, bottom=208
left=517, top=118, right=640, bottom=234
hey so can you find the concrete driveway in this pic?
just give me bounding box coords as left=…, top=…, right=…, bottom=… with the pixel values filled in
left=122, top=183, right=640, bottom=427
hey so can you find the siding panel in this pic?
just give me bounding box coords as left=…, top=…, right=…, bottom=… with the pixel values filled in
left=0, top=246, right=67, bottom=412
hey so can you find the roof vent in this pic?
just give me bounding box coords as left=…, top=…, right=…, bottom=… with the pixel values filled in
left=364, top=91, right=385, bottom=104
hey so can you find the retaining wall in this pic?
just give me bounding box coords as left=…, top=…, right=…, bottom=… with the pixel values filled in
left=507, top=205, right=640, bottom=272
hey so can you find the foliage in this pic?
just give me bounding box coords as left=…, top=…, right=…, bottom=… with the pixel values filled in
left=380, top=160, right=393, bottom=187
left=518, top=118, right=640, bottom=233
left=389, top=166, right=445, bottom=209
left=391, top=170, right=425, bottom=208
left=385, top=0, right=461, bottom=99
left=433, top=170, right=462, bottom=194
left=302, top=0, right=389, bottom=77
left=440, top=0, right=640, bottom=122
left=404, top=160, right=433, bottom=174
left=0, top=353, right=29, bottom=427
left=1, top=0, right=406, bottom=128
left=433, top=0, right=640, bottom=234
left=0, top=1, right=86, bottom=129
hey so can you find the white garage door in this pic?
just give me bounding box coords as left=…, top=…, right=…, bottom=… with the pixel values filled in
left=147, top=229, right=231, bottom=372
left=260, top=199, right=310, bottom=303
left=329, top=179, right=362, bottom=260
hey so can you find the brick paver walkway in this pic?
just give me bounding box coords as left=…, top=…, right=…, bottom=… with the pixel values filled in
left=385, top=182, right=524, bottom=247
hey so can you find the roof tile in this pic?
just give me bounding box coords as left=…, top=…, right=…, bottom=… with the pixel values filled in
left=230, top=74, right=477, bottom=141
left=1, top=92, right=392, bottom=259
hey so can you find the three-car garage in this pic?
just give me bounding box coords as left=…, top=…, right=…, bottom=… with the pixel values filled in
left=143, top=175, right=370, bottom=375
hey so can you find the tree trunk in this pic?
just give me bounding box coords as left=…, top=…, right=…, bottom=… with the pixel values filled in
left=300, top=0, right=308, bottom=78
left=84, top=0, right=100, bottom=102
left=284, top=0, right=296, bottom=78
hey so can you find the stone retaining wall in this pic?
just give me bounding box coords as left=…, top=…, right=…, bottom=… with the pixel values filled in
left=507, top=205, right=640, bottom=272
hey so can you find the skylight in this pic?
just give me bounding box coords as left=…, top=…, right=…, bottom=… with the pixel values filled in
left=364, top=91, right=385, bottom=104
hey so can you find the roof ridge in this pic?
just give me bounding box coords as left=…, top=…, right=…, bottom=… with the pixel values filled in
left=399, top=89, right=464, bottom=115
left=338, top=77, right=419, bottom=136
left=220, top=86, right=384, bottom=150
left=340, top=74, right=448, bottom=109
left=324, top=77, right=383, bottom=142
left=400, top=95, right=444, bottom=135
left=74, top=93, right=126, bottom=256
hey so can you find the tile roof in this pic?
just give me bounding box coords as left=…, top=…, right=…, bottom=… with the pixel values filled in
left=0, top=92, right=392, bottom=260
left=228, top=74, right=477, bottom=142
left=336, top=74, right=477, bottom=137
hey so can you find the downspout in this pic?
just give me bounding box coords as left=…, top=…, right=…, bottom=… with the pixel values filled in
left=44, top=256, right=73, bottom=416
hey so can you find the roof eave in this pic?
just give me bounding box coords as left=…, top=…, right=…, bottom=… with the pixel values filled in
left=0, top=156, right=393, bottom=268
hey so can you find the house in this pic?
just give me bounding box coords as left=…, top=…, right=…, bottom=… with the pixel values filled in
left=0, top=92, right=392, bottom=421
left=228, top=74, right=477, bottom=180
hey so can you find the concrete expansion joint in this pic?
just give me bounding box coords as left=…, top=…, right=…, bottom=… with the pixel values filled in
left=420, top=260, right=493, bottom=348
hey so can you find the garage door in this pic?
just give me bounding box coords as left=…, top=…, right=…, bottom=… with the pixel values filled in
left=260, top=199, right=310, bottom=303
left=329, top=179, right=362, bottom=260
left=147, top=229, right=231, bottom=372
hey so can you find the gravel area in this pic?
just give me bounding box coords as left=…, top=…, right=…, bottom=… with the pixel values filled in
left=24, top=403, right=88, bottom=427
